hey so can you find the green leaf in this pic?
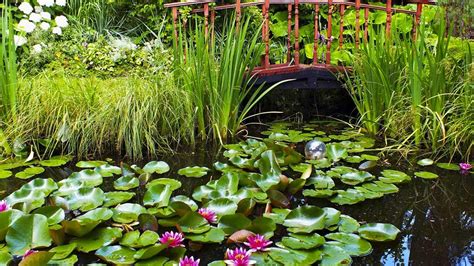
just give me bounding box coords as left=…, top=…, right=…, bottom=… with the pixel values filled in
left=218, top=214, right=252, bottom=235
left=146, top=178, right=182, bottom=191
left=112, top=203, right=146, bottom=224
left=358, top=223, right=400, bottom=241
left=114, top=176, right=139, bottom=191
left=5, top=189, right=46, bottom=213
left=327, top=143, right=348, bottom=162
left=320, top=244, right=352, bottom=266
left=178, top=212, right=211, bottom=234
left=6, top=214, right=53, bottom=255
left=39, top=158, right=67, bottom=167
left=338, top=215, right=360, bottom=233
left=325, top=232, right=373, bottom=256
left=254, top=150, right=281, bottom=191
left=417, top=158, right=434, bottom=166
left=64, top=187, right=105, bottom=212
left=103, top=192, right=135, bottom=207
left=72, top=227, right=122, bottom=252
left=76, top=161, right=107, bottom=168
left=379, top=170, right=411, bottom=184
left=436, top=163, right=460, bottom=171
left=95, top=245, right=136, bottom=265
left=19, top=251, right=54, bottom=266
left=0, top=209, right=23, bottom=241
left=178, top=166, right=210, bottom=178
left=283, top=206, right=326, bottom=233
left=415, top=171, right=439, bottom=179
left=281, top=233, right=325, bottom=250
left=49, top=243, right=77, bottom=260
left=134, top=244, right=168, bottom=260
left=0, top=169, right=12, bottom=179
left=204, top=198, right=238, bottom=218
left=143, top=161, right=170, bottom=174
left=120, top=230, right=159, bottom=248
left=186, top=227, right=226, bottom=243
left=47, top=254, right=78, bottom=266
left=143, top=184, right=173, bottom=207
left=33, top=206, right=65, bottom=225
left=62, top=208, right=113, bottom=237
left=340, top=171, right=373, bottom=185
left=94, top=164, right=122, bottom=177
left=64, top=169, right=103, bottom=187
left=15, top=167, right=45, bottom=179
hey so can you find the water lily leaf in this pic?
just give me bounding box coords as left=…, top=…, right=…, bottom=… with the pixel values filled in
left=417, top=158, right=434, bottom=166
left=120, top=230, right=159, bottom=248
left=268, top=247, right=323, bottom=265
left=338, top=215, right=360, bottom=233
left=138, top=213, right=158, bottom=232
left=267, top=190, right=290, bottom=208
left=143, top=161, right=170, bottom=174
left=143, top=184, right=173, bottom=207
left=330, top=189, right=365, bottom=205
left=95, top=245, right=136, bottom=265
left=49, top=243, right=77, bottom=260
left=254, top=150, right=281, bottom=192
left=72, top=227, right=122, bottom=252
left=146, top=178, right=182, bottom=191
left=361, top=154, right=379, bottom=161
left=134, top=244, right=168, bottom=260
left=171, top=195, right=198, bottom=211
left=54, top=180, right=85, bottom=197
left=362, top=181, right=399, bottom=194
left=325, top=232, right=372, bottom=256
left=287, top=179, right=306, bottom=195
left=290, top=163, right=311, bottom=173
left=169, top=201, right=192, bottom=217
left=358, top=160, right=377, bottom=170
left=236, top=198, right=256, bottom=216
left=436, top=163, right=460, bottom=171
left=178, top=212, right=211, bottom=234
left=178, top=166, right=210, bottom=178
left=379, top=170, right=411, bottom=184
left=204, top=198, right=238, bottom=217
left=0, top=209, right=23, bottom=241
left=340, top=171, right=373, bottom=185
left=303, top=189, right=335, bottom=198
left=227, top=229, right=255, bottom=244
left=283, top=206, right=326, bottom=233
left=307, top=158, right=332, bottom=169
left=0, top=169, right=12, bottom=179
left=0, top=251, right=11, bottom=265
left=187, top=227, right=226, bottom=243
left=47, top=254, right=78, bottom=266
left=248, top=217, right=277, bottom=238
left=6, top=214, right=52, bottom=255
left=327, top=143, right=348, bottom=162
left=415, top=171, right=439, bottom=179
left=94, top=164, right=121, bottom=177
left=358, top=223, right=400, bottom=241
left=354, top=187, right=384, bottom=199
left=5, top=189, right=46, bottom=213
left=263, top=208, right=290, bottom=224
left=323, top=207, right=341, bottom=230
left=33, top=206, right=65, bottom=225
left=19, top=251, right=54, bottom=266
left=114, top=176, right=139, bottom=191
left=64, top=187, right=105, bottom=212
left=307, top=175, right=335, bottom=189
left=39, top=158, right=67, bottom=167
left=21, top=178, right=58, bottom=196
left=15, top=167, right=45, bottom=179
left=135, top=256, right=169, bottom=266
left=345, top=156, right=364, bottom=164
left=103, top=192, right=135, bottom=207
left=281, top=233, right=325, bottom=249
left=76, top=161, right=107, bottom=168
left=64, top=169, right=103, bottom=187
left=62, top=208, right=113, bottom=237
left=320, top=244, right=352, bottom=266
left=112, top=203, right=146, bottom=224
left=218, top=214, right=252, bottom=235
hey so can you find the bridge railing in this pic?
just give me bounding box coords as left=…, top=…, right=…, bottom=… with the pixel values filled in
left=164, top=0, right=436, bottom=72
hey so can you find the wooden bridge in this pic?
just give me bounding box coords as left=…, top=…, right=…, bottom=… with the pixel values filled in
left=164, top=0, right=436, bottom=89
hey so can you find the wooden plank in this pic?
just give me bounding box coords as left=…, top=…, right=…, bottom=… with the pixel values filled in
left=164, top=0, right=214, bottom=8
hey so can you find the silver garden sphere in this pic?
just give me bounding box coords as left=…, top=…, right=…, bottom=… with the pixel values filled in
left=305, top=140, right=327, bottom=160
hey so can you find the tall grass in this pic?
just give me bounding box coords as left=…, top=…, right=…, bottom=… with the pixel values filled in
left=66, top=0, right=123, bottom=35
left=7, top=73, right=195, bottom=159
left=174, top=16, right=280, bottom=142
left=346, top=9, right=473, bottom=159
left=0, top=2, right=17, bottom=155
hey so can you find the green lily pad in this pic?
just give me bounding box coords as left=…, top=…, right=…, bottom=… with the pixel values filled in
left=415, top=171, right=439, bottom=179
left=358, top=223, right=400, bottom=241
left=33, top=206, right=65, bottom=225
left=134, top=244, right=168, bottom=260
left=76, top=161, right=107, bottom=168
left=204, top=198, right=238, bottom=218
left=143, top=184, right=173, bottom=208
left=330, top=189, right=365, bottom=205
left=94, top=164, right=122, bottom=177
left=345, top=156, right=364, bottom=164
left=47, top=254, right=78, bottom=266
left=327, top=143, right=348, bottom=162
left=340, top=171, right=373, bottom=185
left=114, top=176, right=139, bottom=190
left=358, top=160, right=377, bottom=170
left=103, top=192, right=135, bottom=207
left=62, top=208, right=113, bottom=237
left=21, top=178, right=58, bottom=196
left=186, top=227, right=226, bottom=243
left=218, top=214, right=252, bottom=235
left=5, top=189, right=46, bottom=213
left=0, top=170, right=12, bottom=179
left=0, top=209, right=24, bottom=241
left=64, top=187, right=105, bottom=212
left=120, top=230, right=159, bottom=248
left=362, top=181, right=399, bottom=194
left=436, top=163, right=460, bottom=171
left=54, top=180, right=85, bottom=197
left=417, top=158, right=434, bottom=166
left=49, top=243, right=77, bottom=260
left=72, top=227, right=122, bottom=252
left=263, top=208, right=291, bottom=224
left=6, top=214, right=52, bottom=255
left=338, top=214, right=360, bottom=233
left=171, top=195, right=198, bottom=211
left=112, top=203, right=146, bottom=224
left=307, top=175, right=335, bottom=189
left=15, top=167, right=45, bottom=179
left=95, top=245, right=136, bottom=265
left=323, top=207, right=341, bottom=230
left=146, top=178, right=182, bottom=191
left=19, top=251, right=54, bottom=266
left=39, top=158, right=68, bottom=167
left=254, top=150, right=281, bottom=192
left=143, top=161, right=170, bottom=174
left=379, top=170, right=411, bottom=184
left=178, top=212, right=211, bottom=234
left=178, top=166, right=210, bottom=178
left=283, top=206, right=326, bottom=233
left=320, top=244, right=352, bottom=266
left=64, top=169, right=103, bottom=187
left=361, top=154, right=379, bottom=161
left=303, top=189, right=335, bottom=198
left=281, top=233, right=325, bottom=250
left=325, top=232, right=373, bottom=256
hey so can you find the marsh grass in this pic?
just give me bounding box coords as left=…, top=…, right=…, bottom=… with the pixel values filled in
left=8, top=73, right=195, bottom=159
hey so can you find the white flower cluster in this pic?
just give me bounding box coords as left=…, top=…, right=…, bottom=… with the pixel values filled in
left=15, top=0, right=68, bottom=48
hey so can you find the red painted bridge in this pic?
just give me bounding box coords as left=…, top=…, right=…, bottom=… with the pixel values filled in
left=164, top=0, right=435, bottom=89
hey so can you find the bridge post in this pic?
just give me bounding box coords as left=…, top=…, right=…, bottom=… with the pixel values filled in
left=204, top=3, right=209, bottom=38
left=339, top=4, right=345, bottom=49
left=287, top=3, right=293, bottom=63
left=294, top=0, right=300, bottom=65
left=364, top=7, right=369, bottom=43
left=326, top=0, right=333, bottom=65
left=262, top=0, right=270, bottom=68
left=236, top=0, right=241, bottom=29
left=413, top=3, right=423, bottom=39
left=313, top=2, right=319, bottom=65
left=386, top=0, right=392, bottom=37
left=355, top=0, right=360, bottom=48
left=172, top=7, right=179, bottom=47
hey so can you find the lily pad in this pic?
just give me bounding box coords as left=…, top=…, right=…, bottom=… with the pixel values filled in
left=143, top=184, right=173, bottom=207
left=49, top=243, right=77, bottom=260
left=114, top=176, right=139, bottom=191
left=358, top=223, right=400, bottom=241
left=330, top=189, right=365, bottom=205
left=134, top=244, right=168, bottom=260
left=379, top=169, right=411, bottom=184
left=64, top=187, right=105, bottom=212
left=254, top=150, right=281, bottom=192
left=94, top=164, right=122, bottom=177
left=303, top=189, right=335, bottom=198
left=21, top=178, right=58, bottom=196
left=72, top=227, right=122, bottom=252
left=15, top=167, right=45, bottom=179
left=19, top=251, right=54, bottom=266
left=65, top=169, right=103, bottom=187
left=436, top=163, right=460, bottom=171
left=76, top=161, right=107, bottom=168
left=33, top=206, right=65, bottom=225
left=95, top=245, right=136, bottom=265
left=325, top=232, right=373, bottom=256
left=326, top=143, right=348, bottom=162
left=338, top=215, right=360, bottom=233
left=415, top=171, right=439, bottom=179
left=320, top=244, right=352, bottom=266
left=178, top=166, right=210, bottom=178
left=340, top=171, right=373, bottom=185
left=178, top=212, right=211, bottom=234
left=281, top=233, right=325, bottom=250
left=39, top=158, right=68, bottom=167
left=143, top=161, right=170, bottom=174
left=62, top=208, right=113, bottom=237
left=307, top=175, right=335, bottom=189
left=186, top=227, right=226, bottom=243
left=362, top=181, right=399, bottom=194
left=103, top=192, right=135, bottom=207
left=358, top=160, right=377, bottom=170
left=204, top=198, right=238, bottom=218
left=6, top=214, right=52, bottom=255
left=283, top=206, right=326, bottom=233
left=120, top=230, right=159, bottom=248
left=417, top=158, right=434, bottom=166
left=0, top=170, right=12, bottom=179
left=112, top=203, right=147, bottom=224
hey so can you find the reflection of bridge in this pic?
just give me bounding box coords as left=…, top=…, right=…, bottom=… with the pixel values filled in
left=164, top=0, right=436, bottom=89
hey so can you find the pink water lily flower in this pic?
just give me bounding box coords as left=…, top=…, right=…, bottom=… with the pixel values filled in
left=225, top=247, right=255, bottom=266
left=0, top=200, right=9, bottom=212
left=198, top=208, right=217, bottom=223
left=459, top=163, right=472, bottom=171
left=244, top=234, right=272, bottom=252
left=160, top=231, right=185, bottom=248
left=179, top=256, right=200, bottom=266
left=23, top=249, right=37, bottom=258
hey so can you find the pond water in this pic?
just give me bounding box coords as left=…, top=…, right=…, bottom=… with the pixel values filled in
left=0, top=122, right=472, bottom=265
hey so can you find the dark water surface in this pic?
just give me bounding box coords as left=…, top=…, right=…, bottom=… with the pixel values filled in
left=0, top=129, right=473, bottom=265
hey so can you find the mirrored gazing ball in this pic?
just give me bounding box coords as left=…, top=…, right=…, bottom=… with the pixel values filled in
left=305, top=140, right=327, bottom=160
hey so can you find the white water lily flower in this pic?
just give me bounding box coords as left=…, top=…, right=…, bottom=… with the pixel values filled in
left=29, top=13, right=42, bottom=23
left=40, top=22, right=50, bottom=30
left=40, top=12, right=51, bottom=20
left=52, top=26, right=62, bottom=35
left=14, top=35, right=27, bottom=47
left=18, top=2, right=34, bottom=14
left=56, top=0, right=66, bottom=6
left=32, top=44, right=43, bottom=54
left=34, top=6, right=43, bottom=13
left=55, top=15, right=68, bottom=28
left=38, top=0, right=55, bottom=7
left=18, top=19, right=36, bottom=33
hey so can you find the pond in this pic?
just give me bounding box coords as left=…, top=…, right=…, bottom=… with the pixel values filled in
left=0, top=121, right=472, bottom=265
